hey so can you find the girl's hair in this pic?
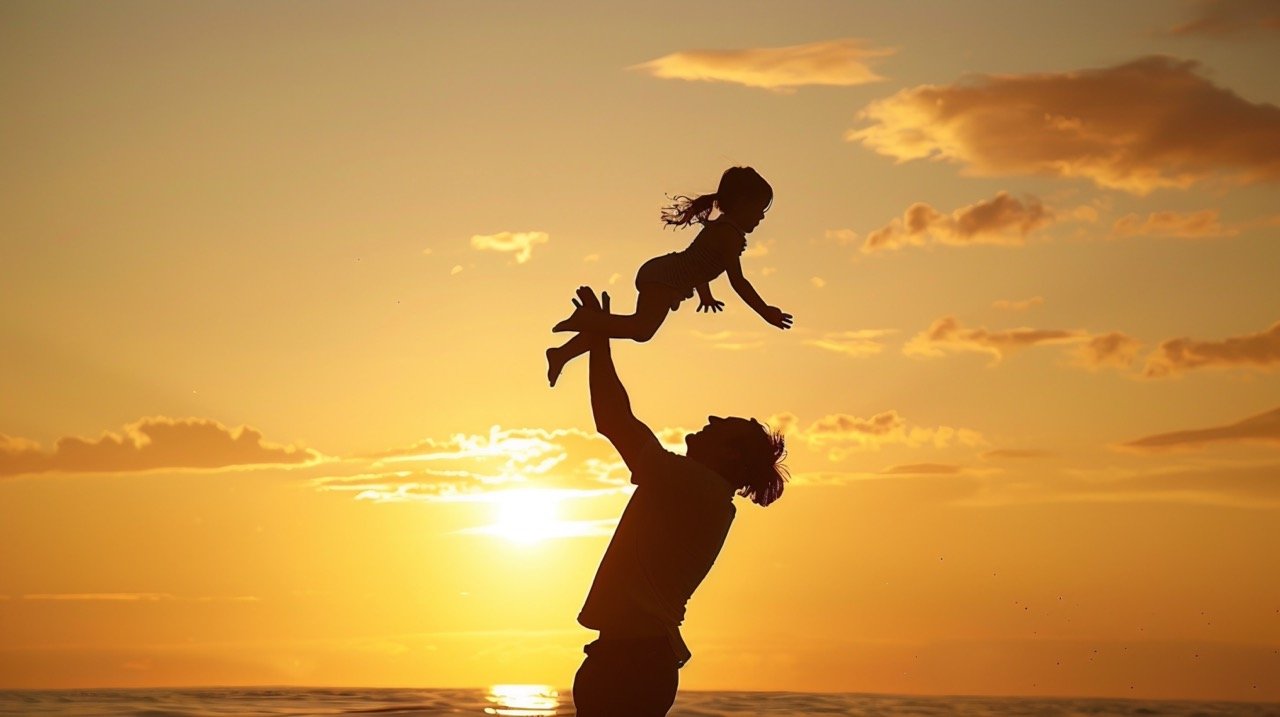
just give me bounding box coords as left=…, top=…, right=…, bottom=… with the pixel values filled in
left=736, top=426, right=788, bottom=507
left=661, top=166, right=773, bottom=229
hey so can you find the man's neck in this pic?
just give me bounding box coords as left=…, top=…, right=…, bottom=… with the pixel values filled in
left=687, top=452, right=739, bottom=492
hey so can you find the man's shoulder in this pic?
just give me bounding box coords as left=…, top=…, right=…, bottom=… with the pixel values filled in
left=633, top=445, right=732, bottom=496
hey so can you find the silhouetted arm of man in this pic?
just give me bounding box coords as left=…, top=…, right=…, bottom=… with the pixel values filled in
left=575, top=286, right=662, bottom=473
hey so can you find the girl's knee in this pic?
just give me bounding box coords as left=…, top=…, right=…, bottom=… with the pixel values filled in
left=630, top=316, right=663, bottom=342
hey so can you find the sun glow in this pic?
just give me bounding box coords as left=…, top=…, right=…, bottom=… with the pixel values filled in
left=488, top=490, right=563, bottom=544
left=484, top=683, right=559, bottom=715
left=458, top=490, right=619, bottom=543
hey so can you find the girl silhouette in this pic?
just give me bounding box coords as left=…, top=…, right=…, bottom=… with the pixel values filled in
left=547, top=166, right=792, bottom=386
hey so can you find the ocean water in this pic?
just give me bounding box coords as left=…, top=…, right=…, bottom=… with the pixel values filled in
left=0, top=687, right=1277, bottom=717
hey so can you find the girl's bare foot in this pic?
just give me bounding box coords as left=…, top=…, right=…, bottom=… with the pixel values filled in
left=546, top=347, right=568, bottom=387
left=552, top=316, right=581, bottom=333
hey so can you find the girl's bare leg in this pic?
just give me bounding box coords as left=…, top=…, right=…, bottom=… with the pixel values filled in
left=546, top=287, right=677, bottom=386
left=546, top=333, right=591, bottom=387
left=552, top=286, right=678, bottom=340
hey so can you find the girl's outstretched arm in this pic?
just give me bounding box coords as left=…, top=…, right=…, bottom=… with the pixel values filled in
left=726, top=257, right=793, bottom=330
left=695, top=282, right=724, bottom=313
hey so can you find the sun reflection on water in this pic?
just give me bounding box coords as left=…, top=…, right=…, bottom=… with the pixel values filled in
left=483, top=684, right=559, bottom=716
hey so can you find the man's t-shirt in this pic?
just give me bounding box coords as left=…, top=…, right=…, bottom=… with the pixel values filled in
left=577, top=437, right=736, bottom=666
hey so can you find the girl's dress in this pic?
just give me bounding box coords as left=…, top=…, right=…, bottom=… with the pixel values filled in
left=634, top=218, right=748, bottom=310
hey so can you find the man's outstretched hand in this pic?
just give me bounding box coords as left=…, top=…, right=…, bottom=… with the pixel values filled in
left=572, top=285, right=610, bottom=315
left=553, top=286, right=610, bottom=333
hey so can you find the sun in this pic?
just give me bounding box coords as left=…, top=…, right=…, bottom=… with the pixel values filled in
left=489, top=490, right=562, bottom=544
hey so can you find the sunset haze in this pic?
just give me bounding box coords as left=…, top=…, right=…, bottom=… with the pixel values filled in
left=2, top=0, right=1279, bottom=702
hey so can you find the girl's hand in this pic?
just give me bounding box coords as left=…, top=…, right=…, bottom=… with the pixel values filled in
left=697, top=298, right=725, bottom=313
left=762, top=306, right=793, bottom=330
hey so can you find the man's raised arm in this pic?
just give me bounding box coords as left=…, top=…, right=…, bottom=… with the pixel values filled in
left=574, top=286, right=660, bottom=470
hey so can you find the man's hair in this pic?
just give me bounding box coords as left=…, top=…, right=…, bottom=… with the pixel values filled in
left=736, top=426, right=788, bottom=507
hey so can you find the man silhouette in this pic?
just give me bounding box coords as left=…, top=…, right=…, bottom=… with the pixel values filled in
left=566, top=286, right=787, bottom=717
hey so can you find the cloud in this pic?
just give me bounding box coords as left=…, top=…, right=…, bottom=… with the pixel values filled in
left=904, top=316, right=1086, bottom=363
left=743, top=238, right=775, bottom=258
left=825, top=229, right=859, bottom=245
left=314, top=409, right=988, bottom=505
left=981, top=449, right=1053, bottom=459
left=769, top=411, right=985, bottom=457
left=960, top=461, right=1280, bottom=509
left=314, top=426, right=632, bottom=502
left=0, top=418, right=317, bottom=478
left=631, top=38, right=894, bottom=91
left=1111, top=209, right=1236, bottom=239
left=19, top=593, right=260, bottom=602
left=862, top=192, right=1053, bottom=253
left=992, top=296, right=1044, bottom=311
left=1121, top=406, right=1280, bottom=451
left=879, top=463, right=963, bottom=475
left=469, top=231, right=549, bottom=264
left=1073, top=331, right=1144, bottom=370
left=1168, top=0, right=1280, bottom=37
left=22, top=593, right=175, bottom=602
left=810, top=277, right=827, bottom=288
left=805, top=329, right=896, bottom=358
left=784, top=470, right=888, bottom=486
left=848, top=56, right=1280, bottom=193
left=1143, top=320, right=1280, bottom=377
left=689, top=329, right=766, bottom=352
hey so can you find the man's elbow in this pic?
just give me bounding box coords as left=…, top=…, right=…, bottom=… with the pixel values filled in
left=594, top=414, right=637, bottom=441
left=594, top=417, right=623, bottom=438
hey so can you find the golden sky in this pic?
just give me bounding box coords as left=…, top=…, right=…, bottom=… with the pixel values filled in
left=2, top=0, right=1279, bottom=701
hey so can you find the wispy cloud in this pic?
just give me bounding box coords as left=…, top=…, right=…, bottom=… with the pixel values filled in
left=862, top=192, right=1054, bottom=253
left=805, top=329, right=897, bottom=358
left=1121, top=406, right=1280, bottom=451
left=0, top=418, right=318, bottom=479
left=981, top=449, right=1053, bottom=459
left=1073, top=331, right=1145, bottom=370
left=743, top=238, right=775, bottom=258
left=848, top=56, right=1280, bottom=194
left=22, top=593, right=175, bottom=602
left=960, top=462, right=1280, bottom=509
left=1143, top=320, right=1280, bottom=377
left=689, top=329, right=766, bottom=352
left=19, top=593, right=260, bottom=602
left=903, top=317, right=1087, bottom=363
left=313, top=427, right=631, bottom=502
left=631, top=38, right=894, bottom=92
left=769, top=411, right=985, bottom=458
left=469, top=231, right=549, bottom=264
left=992, top=297, right=1044, bottom=312
left=879, top=463, right=964, bottom=475
left=825, top=229, right=859, bottom=245
left=1111, top=209, right=1236, bottom=239
left=1168, top=0, right=1280, bottom=37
